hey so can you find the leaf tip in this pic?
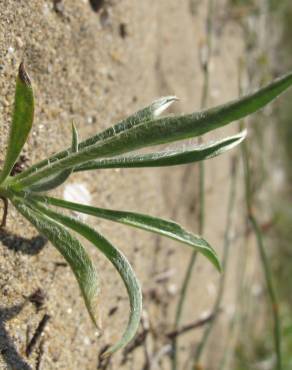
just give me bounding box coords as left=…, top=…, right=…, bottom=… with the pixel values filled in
left=100, top=347, right=113, bottom=359
left=71, top=121, right=79, bottom=153
left=212, top=253, right=222, bottom=273
left=153, top=96, right=179, bottom=117
left=236, top=128, right=248, bottom=144
left=92, top=314, right=103, bottom=333
left=18, top=62, right=31, bottom=87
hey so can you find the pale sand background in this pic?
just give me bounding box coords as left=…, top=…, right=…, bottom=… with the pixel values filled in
left=0, top=1, right=274, bottom=369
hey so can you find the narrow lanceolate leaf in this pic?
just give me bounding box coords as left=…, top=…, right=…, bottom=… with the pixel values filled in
left=13, top=96, right=177, bottom=182
left=74, top=131, right=246, bottom=171
left=79, top=95, right=178, bottom=148
left=29, top=122, right=79, bottom=192
left=12, top=197, right=101, bottom=329
left=30, top=194, right=221, bottom=271
left=12, top=72, right=292, bottom=189
left=29, top=199, right=142, bottom=357
left=0, top=63, right=34, bottom=185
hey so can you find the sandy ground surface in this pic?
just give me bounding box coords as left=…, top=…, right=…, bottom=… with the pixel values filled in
left=0, top=1, right=267, bottom=369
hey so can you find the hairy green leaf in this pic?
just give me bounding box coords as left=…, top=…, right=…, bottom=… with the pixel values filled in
left=29, top=122, right=79, bottom=192
left=80, top=95, right=178, bottom=148
left=13, top=96, right=177, bottom=182
left=30, top=194, right=221, bottom=271
left=0, top=63, right=34, bottom=185
left=28, top=198, right=142, bottom=357
left=12, top=197, right=101, bottom=329
left=12, top=72, right=292, bottom=189
left=74, top=131, right=246, bottom=171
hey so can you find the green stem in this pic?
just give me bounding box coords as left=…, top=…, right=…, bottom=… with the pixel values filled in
left=218, top=234, right=248, bottom=370
left=218, top=155, right=249, bottom=370
left=238, top=64, right=282, bottom=369
left=249, top=214, right=282, bottom=370
left=193, top=158, right=238, bottom=368
left=171, top=252, right=198, bottom=369
left=171, top=1, right=214, bottom=369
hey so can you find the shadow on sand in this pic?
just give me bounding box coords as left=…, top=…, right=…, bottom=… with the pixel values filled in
left=0, top=303, right=32, bottom=370
left=0, top=229, right=48, bottom=369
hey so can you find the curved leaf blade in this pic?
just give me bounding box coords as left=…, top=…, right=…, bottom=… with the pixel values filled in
left=28, top=199, right=142, bottom=357
left=0, top=63, right=34, bottom=184
left=13, top=72, right=292, bottom=189
left=13, top=96, right=177, bottom=182
left=12, top=197, right=101, bottom=329
left=29, top=122, right=79, bottom=192
left=30, top=194, right=221, bottom=271
left=80, top=95, right=178, bottom=148
left=74, top=131, right=246, bottom=171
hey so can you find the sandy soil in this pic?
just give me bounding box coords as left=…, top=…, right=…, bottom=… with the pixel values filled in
left=0, top=1, right=262, bottom=369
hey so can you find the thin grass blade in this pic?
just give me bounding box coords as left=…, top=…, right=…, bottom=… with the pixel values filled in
left=12, top=72, right=292, bottom=189
left=11, top=197, right=101, bottom=329
left=0, top=63, right=34, bottom=184
left=29, top=122, right=79, bottom=192
left=74, top=131, right=246, bottom=171
left=28, top=198, right=142, bottom=357
left=30, top=194, right=221, bottom=271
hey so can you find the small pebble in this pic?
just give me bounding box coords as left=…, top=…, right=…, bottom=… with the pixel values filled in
left=83, top=336, right=91, bottom=345
left=119, top=23, right=128, bottom=39
left=89, top=0, right=104, bottom=13
left=100, top=8, right=110, bottom=28
left=16, top=37, right=24, bottom=48
left=67, top=307, right=72, bottom=314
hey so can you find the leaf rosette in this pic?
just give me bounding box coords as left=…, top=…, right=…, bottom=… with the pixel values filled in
left=0, top=63, right=291, bottom=356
